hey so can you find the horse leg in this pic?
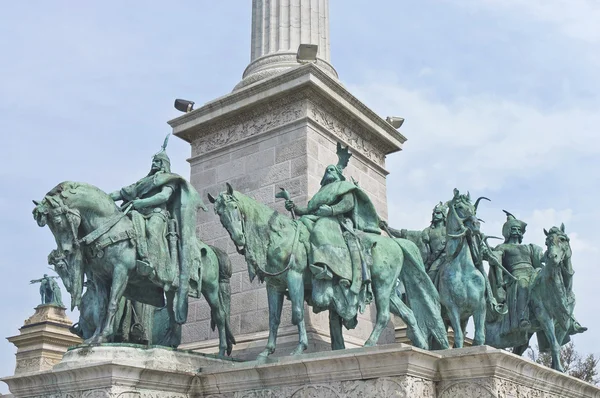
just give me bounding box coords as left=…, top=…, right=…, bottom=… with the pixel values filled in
left=364, top=275, right=394, bottom=347
left=97, top=265, right=129, bottom=343
left=201, top=279, right=228, bottom=357
left=473, top=304, right=486, bottom=346
left=539, top=312, right=564, bottom=372
left=389, top=294, right=428, bottom=349
left=288, top=270, right=308, bottom=355
left=447, top=306, right=464, bottom=348
left=258, top=284, right=284, bottom=359
left=329, top=310, right=345, bottom=350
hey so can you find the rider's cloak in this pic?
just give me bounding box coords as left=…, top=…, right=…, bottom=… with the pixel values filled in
left=120, top=172, right=207, bottom=324
left=299, top=180, right=380, bottom=280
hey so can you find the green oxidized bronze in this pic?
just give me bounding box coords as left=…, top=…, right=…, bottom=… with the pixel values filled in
left=484, top=215, right=587, bottom=372
left=384, top=202, right=448, bottom=283
left=209, top=143, right=449, bottom=358
left=437, top=189, right=503, bottom=348
left=33, top=135, right=235, bottom=355
left=30, top=273, right=64, bottom=307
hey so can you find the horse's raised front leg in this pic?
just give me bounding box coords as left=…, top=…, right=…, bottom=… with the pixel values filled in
left=258, top=284, right=284, bottom=359
left=287, top=270, right=307, bottom=355
left=202, top=280, right=228, bottom=357
left=329, top=310, right=345, bottom=350
left=97, top=264, right=129, bottom=344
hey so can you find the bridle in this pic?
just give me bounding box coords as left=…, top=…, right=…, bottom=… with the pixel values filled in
left=219, top=193, right=299, bottom=278
left=42, top=195, right=128, bottom=255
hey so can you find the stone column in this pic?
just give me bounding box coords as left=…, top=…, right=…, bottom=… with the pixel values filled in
left=235, top=0, right=337, bottom=90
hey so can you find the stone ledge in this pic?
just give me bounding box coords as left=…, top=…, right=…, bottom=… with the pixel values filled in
left=168, top=63, right=405, bottom=156
left=3, top=344, right=600, bottom=398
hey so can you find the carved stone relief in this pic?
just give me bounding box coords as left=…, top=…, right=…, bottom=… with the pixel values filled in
left=205, top=376, right=434, bottom=398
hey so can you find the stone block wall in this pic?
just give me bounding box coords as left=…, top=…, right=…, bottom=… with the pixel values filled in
left=178, top=87, right=401, bottom=355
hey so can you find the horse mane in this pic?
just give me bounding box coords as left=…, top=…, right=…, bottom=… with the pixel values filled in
left=546, top=226, right=569, bottom=241
left=216, top=190, right=288, bottom=281
left=45, top=181, right=105, bottom=203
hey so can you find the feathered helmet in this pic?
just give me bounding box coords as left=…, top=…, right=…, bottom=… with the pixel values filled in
left=151, top=134, right=171, bottom=173
left=320, top=143, right=352, bottom=186
left=502, top=210, right=527, bottom=243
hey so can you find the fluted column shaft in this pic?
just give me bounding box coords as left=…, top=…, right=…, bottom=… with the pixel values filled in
left=251, top=0, right=331, bottom=63
left=235, top=0, right=337, bottom=90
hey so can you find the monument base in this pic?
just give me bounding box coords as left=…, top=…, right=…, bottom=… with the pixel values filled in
left=6, top=304, right=81, bottom=375
left=3, top=344, right=599, bottom=397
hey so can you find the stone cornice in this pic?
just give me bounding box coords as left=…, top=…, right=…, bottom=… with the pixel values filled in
left=437, top=346, right=600, bottom=398
left=168, top=63, right=406, bottom=155
left=4, top=345, right=600, bottom=398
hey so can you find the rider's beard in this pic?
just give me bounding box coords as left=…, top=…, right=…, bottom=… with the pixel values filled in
left=322, top=172, right=338, bottom=185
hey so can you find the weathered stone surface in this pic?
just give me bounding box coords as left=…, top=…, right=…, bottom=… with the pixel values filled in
left=170, top=55, right=406, bottom=359
left=6, top=304, right=81, bottom=376
left=4, top=345, right=600, bottom=398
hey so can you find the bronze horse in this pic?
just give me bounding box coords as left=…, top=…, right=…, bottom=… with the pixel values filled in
left=33, top=181, right=235, bottom=355
left=209, top=184, right=448, bottom=358
left=486, top=224, right=579, bottom=371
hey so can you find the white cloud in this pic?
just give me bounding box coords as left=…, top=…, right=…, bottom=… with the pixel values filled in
left=453, top=0, right=600, bottom=43
left=351, top=82, right=600, bottom=192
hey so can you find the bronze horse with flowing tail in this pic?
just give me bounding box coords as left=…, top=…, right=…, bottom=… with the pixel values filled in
left=209, top=184, right=449, bottom=358
left=33, top=181, right=235, bottom=355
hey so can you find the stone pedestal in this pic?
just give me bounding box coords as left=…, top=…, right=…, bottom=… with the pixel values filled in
left=4, top=345, right=600, bottom=397
left=6, top=305, right=81, bottom=375
left=169, top=63, right=407, bottom=357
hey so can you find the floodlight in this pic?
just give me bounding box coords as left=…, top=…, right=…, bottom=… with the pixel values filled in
left=386, top=117, right=405, bottom=129
left=174, top=99, right=195, bottom=113
left=297, top=44, right=319, bottom=63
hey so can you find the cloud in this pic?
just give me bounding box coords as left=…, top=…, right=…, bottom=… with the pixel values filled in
left=453, top=0, right=600, bottom=43
left=350, top=81, right=600, bottom=193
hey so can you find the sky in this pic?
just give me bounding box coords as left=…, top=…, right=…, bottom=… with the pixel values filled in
left=1, top=0, right=599, bottom=389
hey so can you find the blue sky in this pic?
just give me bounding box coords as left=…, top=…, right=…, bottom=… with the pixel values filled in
left=1, top=1, right=599, bottom=387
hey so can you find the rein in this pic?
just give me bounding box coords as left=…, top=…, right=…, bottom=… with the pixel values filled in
left=446, top=201, right=470, bottom=260
left=46, top=195, right=130, bottom=250
left=231, top=196, right=300, bottom=278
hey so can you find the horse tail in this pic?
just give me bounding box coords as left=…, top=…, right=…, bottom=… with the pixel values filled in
left=209, top=245, right=236, bottom=354
left=397, top=238, right=450, bottom=350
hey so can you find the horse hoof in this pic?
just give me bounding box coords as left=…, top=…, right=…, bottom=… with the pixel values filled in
left=257, top=349, right=272, bottom=359
left=290, top=347, right=306, bottom=356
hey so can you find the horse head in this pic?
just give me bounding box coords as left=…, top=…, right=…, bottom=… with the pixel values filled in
left=33, top=186, right=85, bottom=310
left=208, top=183, right=246, bottom=252
left=544, top=223, right=571, bottom=266
left=448, top=189, right=489, bottom=236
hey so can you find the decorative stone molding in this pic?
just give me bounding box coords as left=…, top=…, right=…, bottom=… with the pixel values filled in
left=307, top=99, right=386, bottom=167
left=4, top=345, right=600, bottom=398
left=191, top=100, right=305, bottom=157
